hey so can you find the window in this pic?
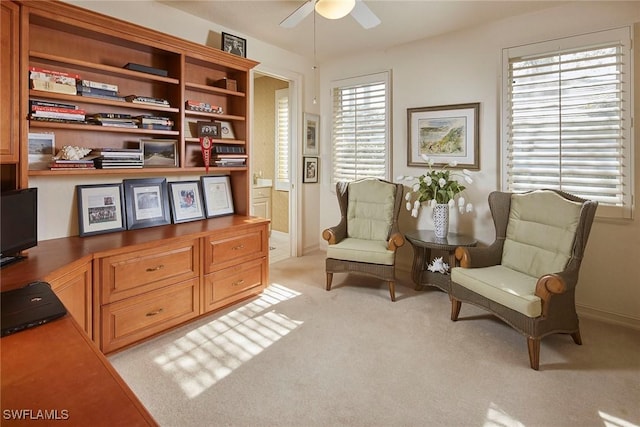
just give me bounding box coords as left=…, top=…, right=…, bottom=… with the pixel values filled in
left=330, top=71, right=391, bottom=185
left=275, top=88, right=289, bottom=192
left=502, top=27, right=633, bottom=218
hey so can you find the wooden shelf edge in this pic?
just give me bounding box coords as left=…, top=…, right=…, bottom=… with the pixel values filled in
left=185, top=82, right=245, bottom=97
left=29, top=90, right=180, bottom=113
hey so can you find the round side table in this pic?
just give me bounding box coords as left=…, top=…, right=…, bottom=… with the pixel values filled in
left=405, top=230, right=477, bottom=293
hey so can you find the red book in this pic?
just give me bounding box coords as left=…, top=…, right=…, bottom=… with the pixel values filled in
left=31, top=105, right=86, bottom=115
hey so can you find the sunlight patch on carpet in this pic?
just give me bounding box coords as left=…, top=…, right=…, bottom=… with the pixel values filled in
left=599, top=411, right=639, bottom=427
left=484, top=402, right=525, bottom=427
left=152, top=283, right=302, bottom=399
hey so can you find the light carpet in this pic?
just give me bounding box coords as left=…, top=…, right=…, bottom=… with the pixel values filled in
left=109, top=251, right=640, bottom=427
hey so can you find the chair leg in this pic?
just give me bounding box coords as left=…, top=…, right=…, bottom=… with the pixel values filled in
left=571, top=329, right=583, bottom=345
left=388, top=281, right=396, bottom=302
left=527, top=337, right=540, bottom=370
left=326, top=273, right=333, bottom=291
left=450, top=297, right=461, bottom=321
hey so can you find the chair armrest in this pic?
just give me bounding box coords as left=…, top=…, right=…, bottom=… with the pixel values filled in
left=455, top=241, right=503, bottom=268
left=388, top=232, right=405, bottom=251
left=322, top=220, right=347, bottom=245
left=535, top=273, right=567, bottom=317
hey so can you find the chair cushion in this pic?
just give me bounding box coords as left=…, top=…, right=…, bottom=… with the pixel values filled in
left=451, top=265, right=541, bottom=317
left=502, top=190, right=583, bottom=278
left=327, top=238, right=395, bottom=265
left=347, top=179, right=395, bottom=241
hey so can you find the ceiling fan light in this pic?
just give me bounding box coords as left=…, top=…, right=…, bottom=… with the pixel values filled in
left=315, top=0, right=356, bottom=20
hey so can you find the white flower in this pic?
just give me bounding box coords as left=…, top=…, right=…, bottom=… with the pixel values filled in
left=406, top=202, right=412, bottom=211
left=466, top=203, right=474, bottom=213
left=458, top=197, right=465, bottom=207
left=449, top=160, right=458, bottom=167
left=438, top=178, right=446, bottom=188
left=448, top=199, right=455, bottom=207
left=412, top=183, right=420, bottom=192
left=425, top=175, right=432, bottom=186
left=428, top=199, right=435, bottom=208
left=463, top=169, right=471, bottom=176
left=405, top=192, right=412, bottom=201
left=464, top=175, right=473, bottom=184
left=459, top=206, right=464, bottom=214
left=413, top=200, right=421, bottom=209
left=396, top=175, right=405, bottom=181
left=421, top=153, right=430, bottom=162
left=411, top=208, right=419, bottom=218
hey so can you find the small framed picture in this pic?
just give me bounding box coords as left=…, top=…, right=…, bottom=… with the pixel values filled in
left=201, top=175, right=234, bottom=217
left=168, top=180, right=205, bottom=223
left=28, top=132, right=55, bottom=170
left=303, top=156, right=319, bottom=183
left=221, top=32, right=246, bottom=58
left=123, top=178, right=171, bottom=230
left=76, top=183, right=126, bottom=236
left=197, top=121, right=221, bottom=138
left=142, top=138, right=178, bottom=167
left=217, top=121, right=236, bottom=139
left=303, top=113, right=319, bottom=155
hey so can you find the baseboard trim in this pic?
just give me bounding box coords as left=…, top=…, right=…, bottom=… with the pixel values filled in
left=576, top=304, right=640, bottom=331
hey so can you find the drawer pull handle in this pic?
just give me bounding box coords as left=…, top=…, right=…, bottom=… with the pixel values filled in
left=232, top=279, right=245, bottom=287
left=146, top=265, right=165, bottom=272
left=232, top=244, right=245, bottom=250
left=146, top=308, right=164, bottom=317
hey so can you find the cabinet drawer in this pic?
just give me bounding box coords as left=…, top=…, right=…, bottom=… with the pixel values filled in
left=204, top=226, right=267, bottom=273
left=101, top=278, right=199, bottom=353
left=203, top=258, right=266, bottom=312
left=99, top=238, right=200, bottom=303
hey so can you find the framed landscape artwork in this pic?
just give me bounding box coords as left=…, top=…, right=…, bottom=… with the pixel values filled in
left=407, top=103, right=479, bottom=169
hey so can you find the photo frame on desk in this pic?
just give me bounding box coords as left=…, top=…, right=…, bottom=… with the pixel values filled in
left=201, top=175, right=234, bottom=217
left=168, top=180, right=205, bottom=223
left=76, top=183, right=126, bottom=237
left=123, top=178, right=171, bottom=229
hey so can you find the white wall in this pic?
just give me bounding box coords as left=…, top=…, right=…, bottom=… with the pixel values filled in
left=318, top=2, right=640, bottom=328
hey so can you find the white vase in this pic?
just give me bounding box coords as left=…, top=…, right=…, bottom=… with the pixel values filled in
left=433, top=203, right=449, bottom=239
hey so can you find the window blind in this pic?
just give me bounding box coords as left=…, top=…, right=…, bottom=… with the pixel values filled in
left=503, top=27, right=633, bottom=218
left=330, top=72, right=390, bottom=185
left=275, top=88, right=289, bottom=192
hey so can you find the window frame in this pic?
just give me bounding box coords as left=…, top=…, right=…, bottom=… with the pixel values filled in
left=274, top=87, right=290, bottom=192
left=501, top=27, right=634, bottom=219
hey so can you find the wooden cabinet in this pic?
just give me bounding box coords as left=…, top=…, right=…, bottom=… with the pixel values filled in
left=46, top=260, right=93, bottom=338
left=252, top=186, right=273, bottom=234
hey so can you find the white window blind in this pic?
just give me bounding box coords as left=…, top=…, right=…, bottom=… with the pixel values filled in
left=275, top=88, right=289, bottom=192
left=330, top=71, right=390, bottom=185
left=502, top=27, right=633, bottom=218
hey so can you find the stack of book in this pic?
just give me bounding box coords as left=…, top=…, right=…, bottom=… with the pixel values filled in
left=49, top=158, right=96, bottom=171
left=212, top=145, right=247, bottom=167
left=77, top=79, right=124, bottom=102
left=125, top=95, right=170, bottom=107
left=92, top=147, right=144, bottom=169
left=29, top=66, right=79, bottom=95
left=29, top=100, right=86, bottom=124
left=136, top=115, right=174, bottom=131
left=87, top=113, right=138, bottom=128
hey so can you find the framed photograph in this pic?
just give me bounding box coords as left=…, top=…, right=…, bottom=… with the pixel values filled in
left=76, top=183, right=126, bottom=237
left=221, top=32, right=246, bottom=58
left=407, top=103, right=479, bottom=169
left=217, top=121, right=235, bottom=139
left=201, top=175, right=234, bottom=217
left=123, top=178, right=171, bottom=230
left=142, top=138, right=178, bottom=167
left=28, top=132, right=55, bottom=170
left=168, top=180, right=205, bottom=223
left=197, top=121, right=221, bottom=138
left=303, top=113, right=320, bottom=155
left=303, top=157, right=319, bottom=183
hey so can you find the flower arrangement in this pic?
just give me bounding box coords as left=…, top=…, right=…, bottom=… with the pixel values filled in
left=398, top=155, right=474, bottom=218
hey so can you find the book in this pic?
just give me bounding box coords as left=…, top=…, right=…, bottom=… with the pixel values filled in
left=76, top=85, right=119, bottom=98
left=123, top=63, right=168, bottom=77
left=138, top=123, right=173, bottom=131
left=29, top=66, right=80, bottom=79
left=31, top=111, right=86, bottom=121
left=89, top=120, right=138, bottom=128
left=30, top=79, right=78, bottom=95
left=125, top=95, right=170, bottom=106
left=77, top=92, right=126, bottom=102
left=185, top=100, right=223, bottom=114
left=89, top=113, right=133, bottom=120
left=30, top=100, right=78, bottom=110
left=79, top=79, right=118, bottom=92
left=32, top=105, right=86, bottom=115
left=29, top=116, right=88, bottom=125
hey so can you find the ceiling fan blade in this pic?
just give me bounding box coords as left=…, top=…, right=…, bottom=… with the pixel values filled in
left=350, top=0, right=381, bottom=29
left=280, top=0, right=315, bottom=28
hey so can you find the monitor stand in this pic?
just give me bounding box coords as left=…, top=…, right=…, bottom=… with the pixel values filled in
left=0, top=255, right=25, bottom=268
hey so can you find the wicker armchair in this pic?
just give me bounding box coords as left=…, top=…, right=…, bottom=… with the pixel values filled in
left=322, top=178, right=405, bottom=301
left=450, top=189, right=598, bottom=370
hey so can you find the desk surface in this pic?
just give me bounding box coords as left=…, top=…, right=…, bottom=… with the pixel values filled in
left=0, top=315, right=157, bottom=426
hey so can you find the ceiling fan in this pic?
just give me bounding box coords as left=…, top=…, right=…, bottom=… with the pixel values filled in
left=280, top=0, right=381, bottom=29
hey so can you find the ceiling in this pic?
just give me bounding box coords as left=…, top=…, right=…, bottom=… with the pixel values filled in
left=159, top=1, right=564, bottom=62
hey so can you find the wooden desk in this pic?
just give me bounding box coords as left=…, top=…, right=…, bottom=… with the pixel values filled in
left=0, top=315, right=157, bottom=426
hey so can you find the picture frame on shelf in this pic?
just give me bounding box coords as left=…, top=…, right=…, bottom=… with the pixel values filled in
left=201, top=175, right=234, bottom=217
left=168, top=180, right=205, bottom=223
left=76, top=183, right=126, bottom=237
left=217, top=121, right=236, bottom=139
left=221, top=32, right=246, bottom=58
left=197, top=121, right=221, bottom=138
left=142, top=138, right=178, bottom=167
left=28, top=132, right=55, bottom=170
left=123, top=178, right=171, bottom=230
left=303, top=113, right=320, bottom=155
left=407, top=103, right=480, bottom=169
left=303, top=157, right=319, bottom=183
